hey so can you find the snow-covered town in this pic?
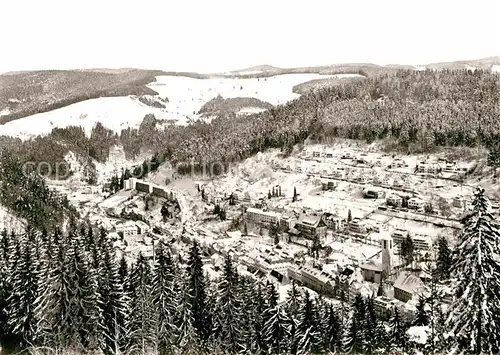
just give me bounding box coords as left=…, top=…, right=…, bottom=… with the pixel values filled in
left=22, top=138, right=491, bottom=352
left=1, top=5, right=500, bottom=353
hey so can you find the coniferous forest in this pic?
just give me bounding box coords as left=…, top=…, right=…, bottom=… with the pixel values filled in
left=0, top=188, right=499, bottom=354
left=1, top=69, right=499, bottom=178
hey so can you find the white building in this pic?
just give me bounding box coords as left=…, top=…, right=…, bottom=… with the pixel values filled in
left=392, top=229, right=430, bottom=251
left=116, top=220, right=137, bottom=237
left=412, top=234, right=431, bottom=251
left=246, top=208, right=280, bottom=226
left=392, top=228, right=409, bottom=245
left=135, top=220, right=150, bottom=235
left=387, top=194, right=403, bottom=207
left=124, top=178, right=137, bottom=190
left=408, top=198, right=425, bottom=211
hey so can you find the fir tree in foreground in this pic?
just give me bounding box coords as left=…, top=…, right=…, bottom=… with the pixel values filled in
left=213, top=255, right=244, bottom=354
left=152, top=244, right=176, bottom=354
left=446, top=187, right=500, bottom=354
left=7, top=233, right=40, bottom=347
left=435, top=236, right=452, bottom=281
left=127, top=253, right=155, bottom=354
left=186, top=241, right=210, bottom=342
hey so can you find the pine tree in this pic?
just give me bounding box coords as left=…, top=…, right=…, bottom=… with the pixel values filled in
left=237, top=277, right=256, bottom=354
left=127, top=252, right=156, bottom=354
left=245, top=281, right=266, bottom=354
left=324, top=304, right=342, bottom=353
left=0, top=228, right=8, bottom=266
left=342, top=294, right=365, bottom=353
left=377, top=281, right=385, bottom=297
left=363, top=297, right=379, bottom=353
left=400, top=234, right=415, bottom=266
left=262, top=304, right=291, bottom=354
left=70, top=236, right=103, bottom=351
left=213, top=255, right=244, bottom=354
left=296, top=290, right=322, bottom=355
left=342, top=308, right=357, bottom=353
left=293, top=187, right=297, bottom=202
left=7, top=233, right=40, bottom=346
left=435, top=236, right=452, bottom=280
left=118, top=254, right=129, bottom=289
left=0, top=240, right=9, bottom=348
left=2, top=235, right=21, bottom=347
left=446, top=187, right=500, bottom=354
left=388, top=307, right=408, bottom=353
left=186, top=241, right=210, bottom=342
left=152, top=244, right=176, bottom=354
left=284, top=280, right=301, bottom=318
left=34, top=238, right=79, bottom=348
left=347, top=209, right=352, bottom=223
left=284, top=284, right=301, bottom=355
left=98, top=235, right=127, bottom=354
left=213, top=204, right=221, bottom=216
left=266, top=281, right=279, bottom=310
left=414, top=295, right=429, bottom=326
left=172, top=274, right=198, bottom=354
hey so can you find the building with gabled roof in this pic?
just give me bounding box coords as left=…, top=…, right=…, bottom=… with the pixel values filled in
left=393, top=271, right=425, bottom=302
left=322, top=212, right=343, bottom=230
left=298, top=265, right=336, bottom=296
left=295, top=213, right=327, bottom=239
left=135, top=220, right=150, bottom=235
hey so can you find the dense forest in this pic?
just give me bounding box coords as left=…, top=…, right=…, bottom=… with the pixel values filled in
left=116, top=69, right=500, bottom=174
left=0, top=150, right=78, bottom=231
left=197, top=95, right=274, bottom=117
left=1, top=69, right=498, bottom=178
left=0, top=70, right=163, bottom=124
left=167, top=69, right=500, bottom=170
left=0, top=188, right=499, bottom=355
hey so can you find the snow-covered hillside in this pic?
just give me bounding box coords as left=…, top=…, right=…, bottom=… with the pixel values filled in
left=0, top=73, right=359, bottom=140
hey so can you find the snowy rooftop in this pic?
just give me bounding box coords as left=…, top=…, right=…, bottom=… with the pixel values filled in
left=394, top=271, right=425, bottom=294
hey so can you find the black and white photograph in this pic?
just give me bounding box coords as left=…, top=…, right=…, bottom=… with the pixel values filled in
left=0, top=0, right=500, bottom=354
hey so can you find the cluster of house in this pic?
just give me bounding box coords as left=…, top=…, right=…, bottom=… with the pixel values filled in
left=245, top=207, right=343, bottom=240
left=196, top=183, right=253, bottom=206
left=109, top=219, right=157, bottom=259
left=416, top=159, right=469, bottom=175
left=372, top=175, right=413, bottom=192
left=245, top=230, right=426, bottom=318
left=386, top=191, right=469, bottom=215
left=176, top=205, right=430, bottom=319
left=386, top=194, right=426, bottom=211
left=416, top=161, right=442, bottom=175
left=114, top=219, right=151, bottom=237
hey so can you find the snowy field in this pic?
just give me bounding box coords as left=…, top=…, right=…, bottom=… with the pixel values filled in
left=0, top=73, right=359, bottom=140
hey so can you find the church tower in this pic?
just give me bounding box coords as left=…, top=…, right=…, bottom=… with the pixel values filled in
left=380, top=232, right=394, bottom=273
